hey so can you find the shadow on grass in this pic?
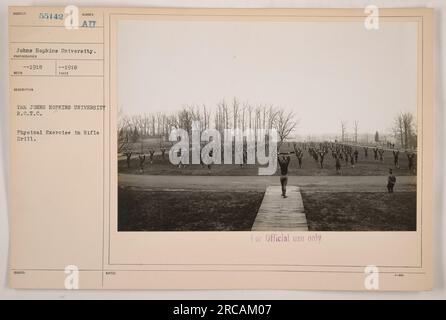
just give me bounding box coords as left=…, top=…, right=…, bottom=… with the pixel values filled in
left=118, top=187, right=264, bottom=231
left=301, top=191, right=416, bottom=231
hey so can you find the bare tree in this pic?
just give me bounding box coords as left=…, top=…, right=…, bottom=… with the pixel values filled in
left=177, top=106, right=195, bottom=134
left=117, top=109, right=131, bottom=153
left=402, top=113, right=415, bottom=149
left=247, top=104, right=253, bottom=129
left=119, top=99, right=301, bottom=153
left=267, top=105, right=279, bottom=130
left=341, top=121, right=347, bottom=142
left=232, top=97, right=239, bottom=129
left=142, top=114, right=150, bottom=137
left=353, top=121, right=359, bottom=143
left=156, top=112, right=163, bottom=136
left=223, top=100, right=229, bottom=129
left=254, top=106, right=261, bottom=135
left=393, top=112, right=416, bottom=149
left=202, top=104, right=210, bottom=130
left=241, top=104, right=245, bottom=130
left=273, top=110, right=298, bottom=149
left=393, top=114, right=405, bottom=147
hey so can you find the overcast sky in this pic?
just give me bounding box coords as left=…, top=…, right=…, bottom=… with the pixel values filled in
left=118, top=20, right=417, bottom=136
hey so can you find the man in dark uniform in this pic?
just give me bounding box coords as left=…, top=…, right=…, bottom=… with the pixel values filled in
left=138, top=153, right=146, bottom=173
left=124, top=151, right=132, bottom=169
left=378, top=149, right=385, bottom=162
left=407, top=152, right=416, bottom=173
left=335, top=154, right=341, bottom=174
left=240, top=148, right=247, bottom=168
left=350, top=152, right=355, bottom=168
left=373, top=147, right=378, bottom=160
left=393, top=150, right=400, bottom=168
left=387, top=168, right=396, bottom=193
left=297, top=151, right=303, bottom=169
left=318, top=150, right=325, bottom=168
left=177, top=149, right=183, bottom=168
left=148, top=148, right=155, bottom=164
left=278, top=154, right=291, bottom=198
left=207, top=149, right=214, bottom=173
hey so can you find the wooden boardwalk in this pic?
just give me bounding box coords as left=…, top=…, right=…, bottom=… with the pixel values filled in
left=251, top=186, right=308, bottom=231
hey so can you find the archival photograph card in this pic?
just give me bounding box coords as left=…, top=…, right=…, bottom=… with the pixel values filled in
left=8, top=7, right=433, bottom=290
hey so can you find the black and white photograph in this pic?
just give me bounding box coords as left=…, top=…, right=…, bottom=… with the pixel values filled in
left=117, top=19, right=418, bottom=232
left=3, top=3, right=441, bottom=295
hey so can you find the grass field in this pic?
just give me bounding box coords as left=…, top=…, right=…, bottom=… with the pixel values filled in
left=118, top=148, right=416, bottom=176
left=118, top=186, right=416, bottom=231
left=301, top=191, right=416, bottom=231
left=118, top=187, right=264, bottom=231
left=118, top=140, right=417, bottom=231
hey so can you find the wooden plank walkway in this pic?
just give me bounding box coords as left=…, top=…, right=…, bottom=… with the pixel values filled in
left=251, top=186, right=308, bottom=231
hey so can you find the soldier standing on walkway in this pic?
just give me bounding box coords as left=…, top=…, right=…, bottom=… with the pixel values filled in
left=278, top=154, right=291, bottom=198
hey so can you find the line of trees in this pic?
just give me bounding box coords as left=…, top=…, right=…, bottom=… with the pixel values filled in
left=393, top=112, right=417, bottom=149
left=118, top=98, right=298, bottom=152
left=338, top=112, right=417, bottom=149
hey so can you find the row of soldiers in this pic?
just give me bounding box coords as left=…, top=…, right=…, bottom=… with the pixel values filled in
left=122, top=142, right=417, bottom=174
left=122, top=147, right=168, bottom=173
left=292, top=142, right=416, bottom=174
left=123, top=145, right=248, bottom=173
